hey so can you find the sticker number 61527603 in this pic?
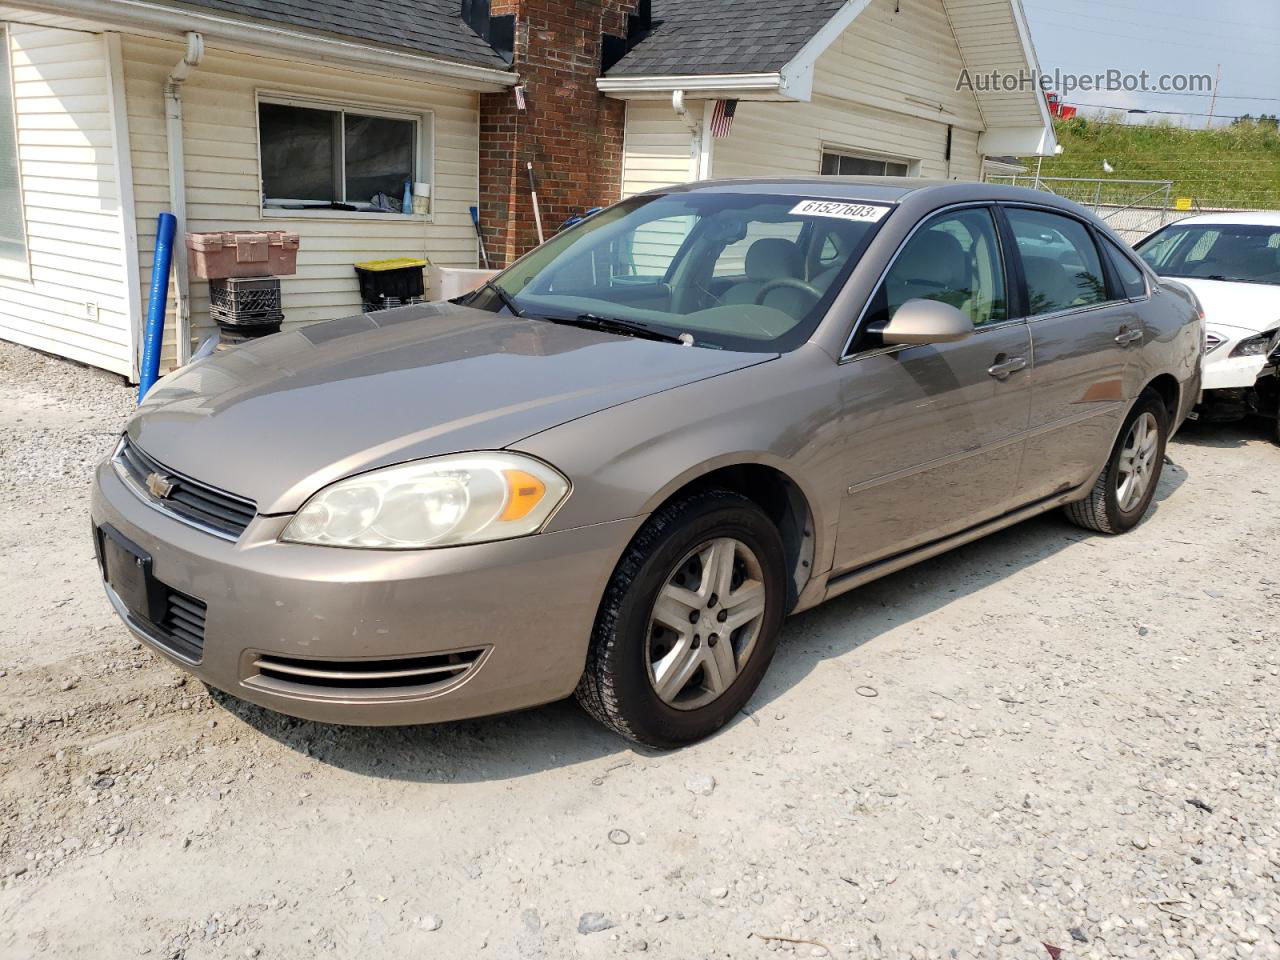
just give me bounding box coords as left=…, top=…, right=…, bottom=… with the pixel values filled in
left=788, top=200, right=891, bottom=223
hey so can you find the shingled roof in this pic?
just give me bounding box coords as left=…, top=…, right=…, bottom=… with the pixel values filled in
left=171, top=0, right=509, bottom=69
left=604, top=0, right=849, bottom=77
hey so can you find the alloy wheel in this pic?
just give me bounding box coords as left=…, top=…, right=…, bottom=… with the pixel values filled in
left=1116, top=411, right=1160, bottom=512
left=645, top=537, right=767, bottom=711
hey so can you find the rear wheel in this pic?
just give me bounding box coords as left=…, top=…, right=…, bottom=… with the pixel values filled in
left=1063, top=391, right=1168, bottom=534
left=576, top=490, right=787, bottom=748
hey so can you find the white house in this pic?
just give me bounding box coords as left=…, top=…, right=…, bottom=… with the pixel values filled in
left=0, top=0, right=1054, bottom=380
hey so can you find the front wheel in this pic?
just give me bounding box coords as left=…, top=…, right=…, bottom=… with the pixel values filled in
left=1063, top=391, right=1169, bottom=534
left=576, top=490, right=787, bottom=748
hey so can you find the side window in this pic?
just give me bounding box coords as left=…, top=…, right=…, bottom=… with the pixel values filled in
left=869, top=208, right=1008, bottom=329
left=1136, top=228, right=1183, bottom=271
left=1006, top=208, right=1108, bottom=315
left=1101, top=236, right=1148, bottom=299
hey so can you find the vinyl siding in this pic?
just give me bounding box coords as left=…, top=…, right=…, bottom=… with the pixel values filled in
left=944, top=0, right=1046, bottom=127
left=120, top=35, right=483, bottom=371
left=620, top=100, right=694, bottom=199
left=713, top=0, right=984, bottom=181
left=0, top=23, right=132, bottom=375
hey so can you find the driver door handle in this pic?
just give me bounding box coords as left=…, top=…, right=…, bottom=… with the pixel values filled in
left=988, top=355, right=1027, bottom=380
left=1115, top=327, right=1144, bottom=346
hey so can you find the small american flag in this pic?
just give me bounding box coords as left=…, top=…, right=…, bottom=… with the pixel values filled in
left=709, top=99, right=738, bottom=138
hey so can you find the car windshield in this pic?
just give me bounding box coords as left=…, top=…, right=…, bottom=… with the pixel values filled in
left=469, top=191, right=893, bottom=352
left=1135, top=222, right=1280, bottom=285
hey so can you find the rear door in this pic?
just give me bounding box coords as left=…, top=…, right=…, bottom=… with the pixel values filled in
left=1000, top=206, right=1147, bottom=502
left=832, top=205, right=1033, bottom=574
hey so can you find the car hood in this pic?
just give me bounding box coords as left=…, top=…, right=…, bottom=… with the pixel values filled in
left=1170, top=277, right=1280, bottom=335
left=129, top=302, right=772, bottom=514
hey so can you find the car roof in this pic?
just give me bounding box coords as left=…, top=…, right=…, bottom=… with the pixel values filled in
left=650, top=177, right=1099, bottom=214
left=1168, top=210, right=1280, bottom=227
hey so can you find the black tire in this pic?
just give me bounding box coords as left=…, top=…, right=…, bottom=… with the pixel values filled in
left=1063, top=390, right=1169, bottom=534
left=575, top=489, right=787, bottom=748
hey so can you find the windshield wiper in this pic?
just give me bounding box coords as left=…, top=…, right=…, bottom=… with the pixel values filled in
left=542, top=312, right=691, bottom=345
left=477, top=280, right=523, bottom=317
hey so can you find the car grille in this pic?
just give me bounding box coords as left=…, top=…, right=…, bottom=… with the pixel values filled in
left=161, top=591, right=208, bottom=661
left=245, top=649, right=486, bottom=700
left=112, top=580, right=208, bottom=664
left=114, top=436, right=257, bottom=540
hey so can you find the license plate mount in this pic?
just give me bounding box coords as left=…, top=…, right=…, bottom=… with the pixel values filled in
left=98, top=525, right=166, bottom=624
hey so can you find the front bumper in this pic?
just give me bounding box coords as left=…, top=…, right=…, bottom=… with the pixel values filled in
left=91, top=459, right=643, bottom=725
left=1203, top=350, right=1271, bottom=391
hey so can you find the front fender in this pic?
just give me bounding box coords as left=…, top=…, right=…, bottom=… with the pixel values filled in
left=510, top=345, right=846, bottom=580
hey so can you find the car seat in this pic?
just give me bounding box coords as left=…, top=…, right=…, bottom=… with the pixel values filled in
left=889, top=230, right=972, bottom=315
left=722, top=238, right=805, bottom=305
left=1022, top=255, right=1074, bottom=314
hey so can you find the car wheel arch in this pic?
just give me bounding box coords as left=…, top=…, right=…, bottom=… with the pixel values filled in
left=1143, top=372, right=1181, bottom=425
left=637, top=457, right=823, bottom=613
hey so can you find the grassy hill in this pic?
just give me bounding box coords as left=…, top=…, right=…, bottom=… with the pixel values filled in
left=1018, top=116, right=1280, bottom=210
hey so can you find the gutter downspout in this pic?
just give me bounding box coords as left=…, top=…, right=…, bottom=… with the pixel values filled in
left=165, top=31, right=203, bottom=366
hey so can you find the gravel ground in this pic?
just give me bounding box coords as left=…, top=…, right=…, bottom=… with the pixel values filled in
left=1, top=337, right=1278, bottom=960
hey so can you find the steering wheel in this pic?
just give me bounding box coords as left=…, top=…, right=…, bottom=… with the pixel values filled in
left=754, top=277, right=823, bottom=305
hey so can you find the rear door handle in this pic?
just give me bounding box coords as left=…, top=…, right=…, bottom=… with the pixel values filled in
left=1115, top=328, right=1144, bottom=346
left=988, top=356, right=1027, bottom=380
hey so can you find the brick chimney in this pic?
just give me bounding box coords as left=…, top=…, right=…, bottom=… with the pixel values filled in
left=478, top=1, right=637, bottom=267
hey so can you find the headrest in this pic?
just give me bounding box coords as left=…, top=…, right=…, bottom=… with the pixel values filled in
left=1022, top=255, right=1072, bottom=310
left=745, top=238, right=803, bottom=282
left=896, top=230, right=967, bottom=288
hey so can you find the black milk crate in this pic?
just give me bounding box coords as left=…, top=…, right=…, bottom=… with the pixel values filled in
left=208, top=277, right=283, bottom=318
left=210, top=303, right=284, bottom=326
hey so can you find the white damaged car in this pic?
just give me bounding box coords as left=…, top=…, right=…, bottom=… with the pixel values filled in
left=1136, top=212, right=1280, bottom=438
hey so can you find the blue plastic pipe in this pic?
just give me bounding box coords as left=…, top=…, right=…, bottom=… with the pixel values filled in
left=137, top=212, right=177, bottom=403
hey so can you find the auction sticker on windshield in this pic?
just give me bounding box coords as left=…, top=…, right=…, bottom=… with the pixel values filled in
left=789, top=200, right=892, bottom=222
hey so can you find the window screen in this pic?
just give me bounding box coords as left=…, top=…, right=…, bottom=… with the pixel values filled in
left=258, top=101, right=418, bottom=212
left=821, top=151, right=910, bottom=177
left=0, top=26, right=26, bottom=262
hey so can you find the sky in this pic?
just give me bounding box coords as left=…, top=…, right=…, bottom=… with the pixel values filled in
left=1020, top=0, right=1280, bottom=127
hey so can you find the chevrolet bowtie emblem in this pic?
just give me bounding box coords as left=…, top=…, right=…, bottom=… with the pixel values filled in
left=145, top=471, right=176, bottom=499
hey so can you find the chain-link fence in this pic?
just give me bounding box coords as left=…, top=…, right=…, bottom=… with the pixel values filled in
left=985, top=175, right=1264, bottom=244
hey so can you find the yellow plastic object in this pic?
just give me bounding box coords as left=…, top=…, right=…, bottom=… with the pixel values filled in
left=500, top=470, right=547, bottom=522
left=353, top=258, right=428, bottom=271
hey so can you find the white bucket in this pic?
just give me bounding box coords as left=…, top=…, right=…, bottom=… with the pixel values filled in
left=429, top=266, right=500, bottom=300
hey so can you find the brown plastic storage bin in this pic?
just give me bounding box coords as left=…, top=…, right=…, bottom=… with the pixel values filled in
left=187, top=231, right=299, bottom=280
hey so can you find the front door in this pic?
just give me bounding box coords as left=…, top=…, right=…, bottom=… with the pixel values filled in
left=832, top=206, right=1033, bottom=574
left=1001, top=206, right=1145, bottom=501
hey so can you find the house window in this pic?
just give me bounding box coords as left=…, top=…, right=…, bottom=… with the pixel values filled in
left=0, top=26, right=27, bottom=266
left=257, top=97, right=425, bottom=215
left=820, top=149, right=911, bottom=177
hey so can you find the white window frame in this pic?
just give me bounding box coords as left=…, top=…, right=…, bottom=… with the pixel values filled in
left=819, top=144, right=920, bottom=178
left=0, top=24, right=29, bottom=280
left=254, top=92, right=434, bottom=221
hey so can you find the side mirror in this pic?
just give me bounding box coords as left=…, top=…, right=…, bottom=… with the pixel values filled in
left=875, top=298, right=973, bottom=346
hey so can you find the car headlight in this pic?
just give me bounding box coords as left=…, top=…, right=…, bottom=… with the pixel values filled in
left=1230, top=328, right=1279, bottom=359
left=281, top=453, right=570, bottom=549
